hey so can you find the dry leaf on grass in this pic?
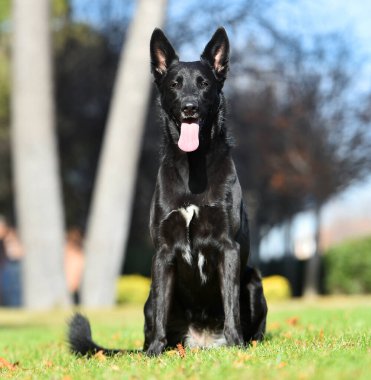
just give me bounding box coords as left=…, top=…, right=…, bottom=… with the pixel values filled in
left=44, top=360, right=54, bottom=368
left=286, top=316, right=299, bottom=326
left=94, top=350, right=107, bottom=362
left=0, top=357, right=17, bottom=371
left=233, top=353, right=252, bottom=368
left=277, top=361, right=288, bottom=369
left=252, top=340, right=258, bottom=348
left=176, top=343, right=186, bottom=358
left=319, top=329, right=324, bottom=340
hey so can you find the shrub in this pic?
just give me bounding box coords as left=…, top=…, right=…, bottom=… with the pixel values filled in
left=262, top=275, right=292, bottom=301
left=324, top=235, right=371, bottom=294
left=116, top=274, right=292, bottom=304
left=116, top=275, right=150, bottom=305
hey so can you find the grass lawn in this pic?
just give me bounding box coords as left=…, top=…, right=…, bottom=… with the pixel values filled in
left=0, top=296, right=370, bottom=379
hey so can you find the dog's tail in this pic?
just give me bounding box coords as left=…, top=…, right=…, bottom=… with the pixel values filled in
left=68, top=313, right=129, bottom=356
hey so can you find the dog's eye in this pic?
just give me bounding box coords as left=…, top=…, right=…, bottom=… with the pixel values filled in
left=200, top=80, right=209, bottom=89
left=170, top=81, right=180, bottom=89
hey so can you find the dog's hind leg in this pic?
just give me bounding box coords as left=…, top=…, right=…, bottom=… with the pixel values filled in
left=143, top=289, right=154, bottom=351
left=218, top=242, right=245, bottom=346
left=240, top=267, right=268, bottom=342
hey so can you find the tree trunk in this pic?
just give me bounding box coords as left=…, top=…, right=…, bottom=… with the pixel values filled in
left=11, top=0, right=70, bottom=308
left=81, top=0, right=167, bottom=306
left=303, top=205, right=322, bottom=297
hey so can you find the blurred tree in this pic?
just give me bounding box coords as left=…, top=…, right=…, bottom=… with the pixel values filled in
left=81, top=0, right=168, bottom=306
left=12, top=0, right=70, bottom=307
left=54, top=23, right=119, bottom=228
left=0, top=23, right=12, bottom=217
left=0, top=0, right=70, bottom=220
left=229, top=27, right=371, bottom=293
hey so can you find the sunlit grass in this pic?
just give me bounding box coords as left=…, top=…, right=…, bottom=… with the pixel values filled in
left=0, top=297, right=370, bottom=379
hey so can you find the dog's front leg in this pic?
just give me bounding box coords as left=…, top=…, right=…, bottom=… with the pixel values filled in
left=146, top=248, right=174, bottom=356
left=219, top=242, right=244, bottom=346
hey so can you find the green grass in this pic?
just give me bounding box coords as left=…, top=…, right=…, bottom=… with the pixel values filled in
left=0, top=297, right=370, bottom=379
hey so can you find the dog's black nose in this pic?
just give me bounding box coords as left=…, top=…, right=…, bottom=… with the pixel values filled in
left=182, top=102, right=199, bottom=117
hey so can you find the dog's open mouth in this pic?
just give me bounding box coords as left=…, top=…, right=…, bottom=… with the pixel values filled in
left=178, top=118, right=200, bottom=152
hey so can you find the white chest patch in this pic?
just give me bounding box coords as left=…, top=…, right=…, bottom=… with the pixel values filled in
left=179, top=204, right=199, bottom=227
left=182, top=247, right=192, bottom=265
left=177, top=204, right=199, bottom=265
left=198, top=253, right=208, bottom=284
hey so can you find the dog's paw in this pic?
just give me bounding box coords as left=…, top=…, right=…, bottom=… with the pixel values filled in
left=145, top=341, right=166, bottom=357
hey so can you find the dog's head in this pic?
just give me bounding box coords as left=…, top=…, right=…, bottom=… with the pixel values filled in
left=150, top=28, right=230, bottom=152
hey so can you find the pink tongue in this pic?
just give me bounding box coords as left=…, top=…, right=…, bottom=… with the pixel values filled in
left=178, top=122, right=199, bottom=152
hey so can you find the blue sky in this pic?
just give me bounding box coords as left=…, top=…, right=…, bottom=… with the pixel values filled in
left=72, top=0, right=371, bottom=54
left=265, top=0, right=371, bottom=41
left=72, top=0, right=371, bottom=82
left=263, top=0, right=371, bottom=92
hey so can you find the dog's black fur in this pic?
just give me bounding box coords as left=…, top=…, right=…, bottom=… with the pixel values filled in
left=68, top=27, right=267, bottom=357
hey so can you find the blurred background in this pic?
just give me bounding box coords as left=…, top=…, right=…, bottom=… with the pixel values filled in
left=0, top=0, right=370, bottom=309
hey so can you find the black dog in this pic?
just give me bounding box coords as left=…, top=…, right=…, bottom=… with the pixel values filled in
left=68, top=27, right=267, bottom=357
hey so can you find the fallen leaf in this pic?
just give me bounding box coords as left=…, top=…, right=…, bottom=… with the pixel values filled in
left=278, top=362, right=288, bottom=369
left=233, top=353, right=252, bottom=368
left=111, top=365, right=120, bottom=371
left=286, top=316, right=299, bottom=326
left=176, top=343, right=186, bottom=358
left=0, top=357, right=17, bottom=371
left=319, top=329, right=324, bottom=340
left=295, top=340, right=306, bottom=347
left=252, top=340, right=258, bottom=348
left=44, top=360, right=53, bottom=368
left=94, top=350, right=106, bottom=362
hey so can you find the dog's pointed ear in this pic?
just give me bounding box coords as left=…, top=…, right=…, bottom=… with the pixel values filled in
left=201, top=27, right=230, bottom=82
left=150, top=28, right=179, bottom=82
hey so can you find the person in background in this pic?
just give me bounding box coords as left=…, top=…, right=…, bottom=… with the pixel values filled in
left=0, top=215, right=23, bottom=307
left=64, top=228, right=84, bottom=304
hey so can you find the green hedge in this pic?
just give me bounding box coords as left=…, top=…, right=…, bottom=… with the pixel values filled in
left=324, top=235, right=371, bottom=294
